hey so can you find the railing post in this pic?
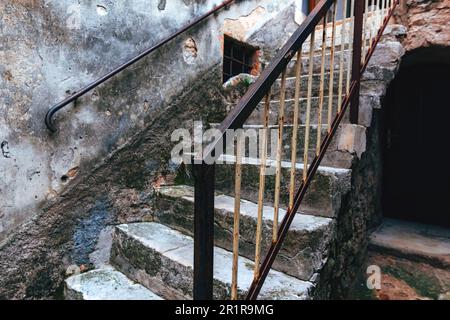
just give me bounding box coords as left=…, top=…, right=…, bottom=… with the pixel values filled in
left=350, top=0, right=365, bottom=124
left=193, top=161, right=215, bottom=300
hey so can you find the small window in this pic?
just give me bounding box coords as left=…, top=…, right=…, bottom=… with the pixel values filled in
left=223, top=36, right=257, bottom=83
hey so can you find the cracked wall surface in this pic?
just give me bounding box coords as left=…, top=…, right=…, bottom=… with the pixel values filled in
left=0, top=0, right=297, bottom=299
left=0, top=0, right=295, bottom=241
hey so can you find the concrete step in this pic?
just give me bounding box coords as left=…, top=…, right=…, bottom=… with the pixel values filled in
left=64, top=266, right=163, bottom=300
left=247, top=96, right=342, bottom=126
left=285, top=49, right=353, bottom=78
left=177, top=155, right=351, bottom=218
left=111, top=222, right=314, bottom=300
left=207, top=123, right=355, bottom=169
left=369, top=218, right=450, bottom=269
left=152, top=185, right=334, bottom=281
left=271, top=72, right=346, bottom=101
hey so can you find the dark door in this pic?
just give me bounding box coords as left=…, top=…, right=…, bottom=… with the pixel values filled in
left=383, top=65, right=450, bottom=227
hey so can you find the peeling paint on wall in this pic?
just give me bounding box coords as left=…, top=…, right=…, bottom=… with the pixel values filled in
left=182, top=37, right=198, bottom=64
left=158, top=0, right=167, bottom=11
left=1, top=141, right=11, bottom=159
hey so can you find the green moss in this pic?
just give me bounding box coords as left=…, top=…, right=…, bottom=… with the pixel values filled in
left=346, top=269, right=377, bottom=300
left=383, top=265, right=441, bottom=299
left=174, top=164, right=194, bottom=186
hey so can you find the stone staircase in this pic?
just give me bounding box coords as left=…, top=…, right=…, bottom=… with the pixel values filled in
left=65, top=162, right=351, bottom=300
left=64, top=41, right=364, bottom=300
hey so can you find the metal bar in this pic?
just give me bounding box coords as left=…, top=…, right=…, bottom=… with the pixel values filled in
left=193, top=162, right=215, bottom=300
left=254, top=91, right=271, bottom=280
left=273, top=70, right=287, bottom=242
left=304, top=28, right=316, bottom=181
left=289, top=50, right=303, bottom=208
left=362, top=0, right=369, bottom=63
left=360, top=0, right=399, bottom=75
left=368, top=0, right=375, bottom=51
left=373, top=0, right=378, bottom=30
left=231, top=134, right=243, bottom=300
left=350, top=0, right=365, bottom=124
left=45, top=0, right=235, bottom=132
left=327, top=3, right=337, bottom=132
left=245, top=0, right=399, bottom=301
left=246, top=75, right=361, bottom=301
left=346, top=0, right=355, bottom=95
left=337, top=0, right=348, bottom=113
left=316, top=16, right=328, bottom=155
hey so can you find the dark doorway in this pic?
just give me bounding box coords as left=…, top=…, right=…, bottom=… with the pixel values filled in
left=383, top=62, right=450, bottom=227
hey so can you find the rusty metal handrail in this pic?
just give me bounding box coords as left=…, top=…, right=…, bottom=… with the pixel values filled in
left=44, top=0, right=235, bottom=132
left=193, top=0, right=399, bottom=300
left=246, top=0, right=399, bottom=300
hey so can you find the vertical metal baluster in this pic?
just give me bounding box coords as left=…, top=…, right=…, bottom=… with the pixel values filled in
left=379, top=0, right=384, bottom=28
left=368, top=0, right=374, bottom=52
left=304, top=29, right=316, bottom=181
left=327, top=3, right=337, bottom=133
left=273, top=69, right=287, bottom=243
left=289, top=50, right=302, bottom=209
left=384, top=0, right=389, bottom=22
left=346, top=0, right=355, bottom=95
left=231, top=132, right=243, bottom=300
left=316, top=16, right=327, bottom=155
left=362, top=0, right=369, bottom=63
left=337, top=0, right=348, bottom=113
left=374, top=0, right=379, bottom=36
left=254, top=91, right=271, bottom=280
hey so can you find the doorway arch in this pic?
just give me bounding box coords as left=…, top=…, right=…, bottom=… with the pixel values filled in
left=382, top=46, right=450, bottom=228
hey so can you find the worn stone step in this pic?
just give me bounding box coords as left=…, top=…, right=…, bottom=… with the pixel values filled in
left=64, top=267, right=163, bottom=300
left=207, top=123, right=354, bottom=169
left=247, top=96, right=342, bottom=126
left=152, top=185, right=334, bottom=281
left=271, top=72, right=345, bottom=101
left=111, top=222, right=314, bottom=300
left=286, top=50, right=353, bottom=77
left=369, top=218, right=450, bottom=269
left=178, top=155, right=351, bottom=218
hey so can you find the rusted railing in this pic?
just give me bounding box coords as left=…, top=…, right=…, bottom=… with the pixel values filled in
left=193, top=0, right=398, bottom=300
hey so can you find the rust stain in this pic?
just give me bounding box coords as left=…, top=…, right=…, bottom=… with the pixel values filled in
left=67, top=166, right=80, bottom=178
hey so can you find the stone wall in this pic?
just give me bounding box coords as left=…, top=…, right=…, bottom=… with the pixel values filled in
left=314, top=25, right=407, bottom=299
left=0, top=0, right=298, bottom=299
left=321, top=0, right=450, bottom=298
left=395, top=0, right=450, bottom=51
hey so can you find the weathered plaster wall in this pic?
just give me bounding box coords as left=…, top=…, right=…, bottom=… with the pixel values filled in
left=0, top=0, right=296, bottom=242
left=0, top=0, right=299, bottom=299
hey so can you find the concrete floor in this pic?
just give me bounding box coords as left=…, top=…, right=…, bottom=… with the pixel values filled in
left=348, top=218, right=450, bottom=300
left=369, top=218, right=450, bottom=268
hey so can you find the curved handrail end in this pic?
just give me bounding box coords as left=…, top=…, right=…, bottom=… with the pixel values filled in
left=45, top=109, right=58, bottom=133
